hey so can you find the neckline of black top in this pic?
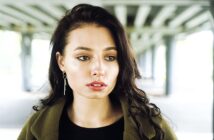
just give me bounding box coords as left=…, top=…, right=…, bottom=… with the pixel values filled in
left=59, top=103, right=124, bottom=140
left=61, top=100, right=124, bottom=131
left=68, top=115, right=124, bottom=130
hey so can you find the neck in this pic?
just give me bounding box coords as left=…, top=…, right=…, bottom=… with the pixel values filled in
left=67, top=95, right=122, bottom=128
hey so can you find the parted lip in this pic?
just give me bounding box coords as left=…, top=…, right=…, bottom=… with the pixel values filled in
left=86, top=81, right=107, bottom=87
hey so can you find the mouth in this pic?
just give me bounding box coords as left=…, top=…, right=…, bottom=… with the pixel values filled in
left=86, top=81, right=107, bottom=91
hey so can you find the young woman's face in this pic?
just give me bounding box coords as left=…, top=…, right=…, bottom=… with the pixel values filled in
left=57, top=24, right=119, bottom=99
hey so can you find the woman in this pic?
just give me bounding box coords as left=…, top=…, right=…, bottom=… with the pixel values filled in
left=18, top=4, right=177, bottom=140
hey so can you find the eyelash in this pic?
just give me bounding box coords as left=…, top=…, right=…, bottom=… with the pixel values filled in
left=76, top=56, right=117, bottom=62
left=76, top=56, right=90, bottom=61
left=105, top=56, right=117, bottom=61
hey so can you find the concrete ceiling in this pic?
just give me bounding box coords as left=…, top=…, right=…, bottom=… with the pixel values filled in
left=0, top=0, right=213, bottom=52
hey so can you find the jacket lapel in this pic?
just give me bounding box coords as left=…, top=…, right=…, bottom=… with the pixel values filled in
left=31, top=98, right=66, bottom=140
left=30, top=96, right=156, bottom=140
left=119, top=95, right=156, bottom=140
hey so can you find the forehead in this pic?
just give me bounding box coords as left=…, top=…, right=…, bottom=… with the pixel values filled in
left=65, top=24, right=116, bottom=50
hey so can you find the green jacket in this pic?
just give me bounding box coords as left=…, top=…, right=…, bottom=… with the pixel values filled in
left=18, top=97, right=177, bottom=140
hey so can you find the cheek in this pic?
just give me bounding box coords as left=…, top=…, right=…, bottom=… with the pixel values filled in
left=64, top=61, right=88, bottom=87
left=64, top=58, right=87, bottom=74
left=66, top=70, right=86, bottom=91
left=109, top=64, right=119, bottom=80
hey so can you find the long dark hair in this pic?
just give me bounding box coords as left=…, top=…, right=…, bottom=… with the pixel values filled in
left=37, top=4, right=164, bottom=139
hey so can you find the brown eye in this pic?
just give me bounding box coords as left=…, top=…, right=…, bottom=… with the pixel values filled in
left=105, top=56, right=117, bottom=61
left=76, top=56, right=90, bottom=61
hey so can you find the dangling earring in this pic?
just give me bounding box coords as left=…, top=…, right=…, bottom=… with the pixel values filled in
left=63, top=72, right=67, bottom=96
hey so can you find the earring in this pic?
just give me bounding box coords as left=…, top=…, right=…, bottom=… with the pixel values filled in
left=63, top=72, right=67, bottom=96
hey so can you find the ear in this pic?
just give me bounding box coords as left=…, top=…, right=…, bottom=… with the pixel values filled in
left=56, top=52, right=65, bottom=72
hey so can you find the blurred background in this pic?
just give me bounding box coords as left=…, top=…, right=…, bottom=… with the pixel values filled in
left=0, top=0, right=213, bottom=139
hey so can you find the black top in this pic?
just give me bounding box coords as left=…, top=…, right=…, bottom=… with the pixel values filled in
left=59, top=104, right=124, bottom=140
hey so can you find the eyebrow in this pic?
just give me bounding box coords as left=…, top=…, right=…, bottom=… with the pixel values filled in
left=74, top=46, right=117, bottom=51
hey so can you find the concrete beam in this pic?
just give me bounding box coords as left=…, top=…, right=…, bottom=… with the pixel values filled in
left=102, top=0, right=210, bottom=6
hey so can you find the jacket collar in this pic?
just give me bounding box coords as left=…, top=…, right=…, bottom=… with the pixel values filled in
left=31, top=96, right=156, bottom=140
left=119, top=95, right=156, bottom=140
left=31, top=98, right=65, bottom=140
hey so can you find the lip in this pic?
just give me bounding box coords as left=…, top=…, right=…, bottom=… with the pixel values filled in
left=86, top=81, right=107, bottom=91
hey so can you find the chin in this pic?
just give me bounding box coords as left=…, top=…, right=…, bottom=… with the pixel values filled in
left=84, top=93, right=110, bottom=99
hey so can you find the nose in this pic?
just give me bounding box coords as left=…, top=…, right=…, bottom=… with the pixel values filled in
left=91, top=59, right=105, bottom=78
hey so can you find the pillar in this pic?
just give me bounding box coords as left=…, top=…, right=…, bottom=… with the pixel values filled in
left=164, top=35, right=175, bottom=96
left=209, top=0, right=214, bottom=138
left=21, top=33, right=32, bottom=91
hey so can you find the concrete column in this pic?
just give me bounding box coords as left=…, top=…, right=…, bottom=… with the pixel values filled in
left=144, top=49, right=153, bottom=78
left=136, top=51, right=142, bottom=67
left=151, top=45, right=156, bottom=80
left=164, top=36, right=175, bottom=96
left=138, top=51, right=146, bottom=78
left=209, top=0, right=214, bottom=138
left=21, top=33, right=32, bottom=91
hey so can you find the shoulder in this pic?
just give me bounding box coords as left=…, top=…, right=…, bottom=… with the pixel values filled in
left=17, top=97, right=66, bottom=140
left=17, top=107, right=43, bottom=140
left=153, top=115, right=177, bottom=140
left=28, top=97, right=66, bottom=123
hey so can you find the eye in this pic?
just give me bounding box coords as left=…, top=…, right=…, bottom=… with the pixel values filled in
left=104, top=56, right=117, bottom=61
left=76, top=56, right=90, bottom=61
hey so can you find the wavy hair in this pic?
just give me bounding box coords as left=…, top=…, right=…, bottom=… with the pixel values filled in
left=36, top=4, right=164, bottom=139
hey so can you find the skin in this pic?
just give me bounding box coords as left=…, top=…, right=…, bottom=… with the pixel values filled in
left=56, top=24, right=123, bottom=128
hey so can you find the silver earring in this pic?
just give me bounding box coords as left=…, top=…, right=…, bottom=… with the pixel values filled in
left=63, top=72, right=67, bottom=96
